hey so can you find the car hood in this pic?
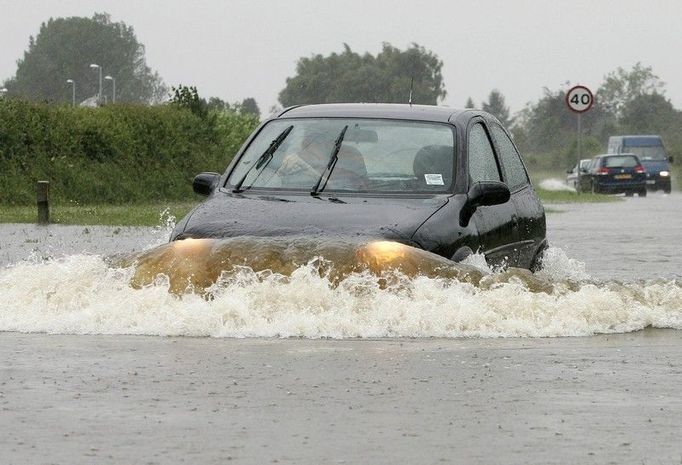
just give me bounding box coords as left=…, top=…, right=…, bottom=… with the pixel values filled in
left=172, top=190, right=449, bottom=245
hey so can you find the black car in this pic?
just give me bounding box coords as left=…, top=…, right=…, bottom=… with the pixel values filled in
left=172, top=104, right=547, bottom=270
left=579, top=154, right=647, bottom=196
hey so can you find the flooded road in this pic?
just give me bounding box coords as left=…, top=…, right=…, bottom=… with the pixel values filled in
left=1, top=193, right=681, bottom=464
left=547, top=191, right=682, bottom=281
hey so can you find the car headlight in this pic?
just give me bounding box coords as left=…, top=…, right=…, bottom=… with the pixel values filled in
left=659, top=171, right=670, bottom=177
left=358, top=241, right=411, bottom=266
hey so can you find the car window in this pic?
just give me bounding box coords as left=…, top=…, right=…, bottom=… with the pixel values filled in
left=468, top=123, right=501, bottom=183
left=625, top=146, right=666, bottom=161
left=227, top=118, right=456, bottom=194
left=490, top=124, right=529, bottom=190
left=604, top=156, right=639, bottom=168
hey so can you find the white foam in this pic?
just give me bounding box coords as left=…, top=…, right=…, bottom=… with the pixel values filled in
left=461, top=252, right=492, bottom=274
left=535, top=246, right=590, bottom=282
left=1, top=253, right=680, bottom=339
left=539, top=178, right=576, bottom=192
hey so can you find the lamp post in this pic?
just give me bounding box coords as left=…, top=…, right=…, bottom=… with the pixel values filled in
left=89, top=63, right=102, bottom=104
left=66, top=79, right=76, bottom=106
left=104, top=75, right=116, bottom=103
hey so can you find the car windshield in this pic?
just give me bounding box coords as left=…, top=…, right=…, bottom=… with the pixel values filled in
left=227, top=118, right=456, bottom=194
left=623, top=146, right=667, bottom=161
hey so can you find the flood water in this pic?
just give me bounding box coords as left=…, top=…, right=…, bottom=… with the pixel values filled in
left=548, top=191, right=682, bottom=281
left=0, top=192, right=680, bottom=339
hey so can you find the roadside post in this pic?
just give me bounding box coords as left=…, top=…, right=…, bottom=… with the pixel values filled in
left=565, top=85, right=594, bottom=191
left=37, top=180, right=50, bottom=224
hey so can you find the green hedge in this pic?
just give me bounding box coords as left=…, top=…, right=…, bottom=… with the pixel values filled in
left=0, top=99, right=259, bottom=205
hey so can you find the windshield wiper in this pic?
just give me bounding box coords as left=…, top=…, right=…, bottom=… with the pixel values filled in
left=311, top=125, right=348, bottom=196
left=232, top=125, right=294, bottom=193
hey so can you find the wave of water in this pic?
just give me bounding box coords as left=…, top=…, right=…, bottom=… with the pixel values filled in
left=539, top=178, right=576, bottom=192
left=1, top=237, right=680, bottom=338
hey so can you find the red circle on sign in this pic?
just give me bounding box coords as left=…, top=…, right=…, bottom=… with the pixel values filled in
left=565, top=85, right=594, bottom=113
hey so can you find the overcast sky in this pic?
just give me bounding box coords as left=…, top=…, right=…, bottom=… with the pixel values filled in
left=1, top=0, right=680, bottom=115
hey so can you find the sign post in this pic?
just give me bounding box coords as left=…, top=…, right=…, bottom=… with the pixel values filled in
left=565, top=85, right=594, bottom=191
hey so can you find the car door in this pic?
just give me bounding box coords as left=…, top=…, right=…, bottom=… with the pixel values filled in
left=490, top=123, right=545, bottom=268
left=467, top=121, right=519, bottom=267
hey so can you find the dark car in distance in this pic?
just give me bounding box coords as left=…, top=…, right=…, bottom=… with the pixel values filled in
left=172, top=104, right=547, bottom=270
left=579, top=154, right=647, bottom=196
left=608, top=135, right=672, bottom=193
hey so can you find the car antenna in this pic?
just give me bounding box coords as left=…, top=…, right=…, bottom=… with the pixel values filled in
left=408, top=77, right=414, bottom=106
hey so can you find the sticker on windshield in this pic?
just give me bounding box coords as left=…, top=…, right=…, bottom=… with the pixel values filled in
left=424, top=174, right=444, bottom=185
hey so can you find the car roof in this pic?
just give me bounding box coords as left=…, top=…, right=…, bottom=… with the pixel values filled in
left=277, top=103, right=470, bottom=123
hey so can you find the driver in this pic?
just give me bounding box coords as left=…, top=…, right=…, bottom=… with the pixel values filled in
left=278, top=130, right=368, bottom=189
left=278, top=131, right=331, bottom=183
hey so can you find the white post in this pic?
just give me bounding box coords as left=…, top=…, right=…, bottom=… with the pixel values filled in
left=105, top=75, right=116, bottom=103
left=66, top=79, right=75, bottom=106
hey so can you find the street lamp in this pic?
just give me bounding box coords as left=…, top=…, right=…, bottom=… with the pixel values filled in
left=104, top=75, right=116, bottom=103
left=66, top=79, right=76, bottom=106
left=89, top=63, right=102, bottom=104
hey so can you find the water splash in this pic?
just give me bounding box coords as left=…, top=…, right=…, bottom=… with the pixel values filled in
left=1, top=238, right=680, bottom=339
left=539, top=178, right=576, bottom=192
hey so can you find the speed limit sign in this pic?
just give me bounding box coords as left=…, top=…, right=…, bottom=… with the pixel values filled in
left=565, top=85, right=594, bottom=113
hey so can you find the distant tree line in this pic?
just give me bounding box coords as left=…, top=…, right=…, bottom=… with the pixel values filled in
left=169, top=85, right=261, bottom=119
left=1, top=13, right=260, bottom=113
left=2, top=13, right=166, bottom=104
left=279, top=43, right=446, bottom=106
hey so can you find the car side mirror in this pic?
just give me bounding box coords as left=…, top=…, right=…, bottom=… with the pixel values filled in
left=566, top=168, right=573, bottom=174
left=459, top=181, right=511, bottom=226
left=193, top=172, right=220, bottom=196
left=669, top=155, right=674, bottom=163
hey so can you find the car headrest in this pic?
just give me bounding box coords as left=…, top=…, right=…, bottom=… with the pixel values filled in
left=413, top=145, right=454, bottom=188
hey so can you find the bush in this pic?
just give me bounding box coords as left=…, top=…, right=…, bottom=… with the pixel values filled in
left=0, top=99, right=259, bottom=205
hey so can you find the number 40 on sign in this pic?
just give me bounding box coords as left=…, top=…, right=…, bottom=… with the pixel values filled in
left=565, top=85, right=594, bottom=113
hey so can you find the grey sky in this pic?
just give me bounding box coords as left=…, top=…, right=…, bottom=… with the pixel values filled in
left=1, top=0, right=680, bottom=115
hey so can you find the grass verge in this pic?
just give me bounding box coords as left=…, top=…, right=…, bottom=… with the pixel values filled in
left=0, top=202, right=199, bottom=226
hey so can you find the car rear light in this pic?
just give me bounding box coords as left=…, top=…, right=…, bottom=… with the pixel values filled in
left=634, top=165, right=645, bottom=174
left=597, top=167, right=610, bottom=175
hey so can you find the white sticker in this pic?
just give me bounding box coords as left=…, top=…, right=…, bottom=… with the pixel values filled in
left=424, top=173, right=444, bottom=185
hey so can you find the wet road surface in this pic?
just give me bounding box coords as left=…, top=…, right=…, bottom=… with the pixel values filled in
left=2, top=331, right=681, bottom=465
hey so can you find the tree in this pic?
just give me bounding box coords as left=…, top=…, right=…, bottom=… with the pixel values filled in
left=465, top=97, right=475, bottom=109
left=511, top=87, right=608, bottom=158
left=170, top=85, right=208, bottom=119
left=597, top=63, right=664, bottom=119
left=278, top=43, right=446, bottom=106
left=2, top=13, right=166, bottom=104
left=481, top=89, right=510, bottom=126
left=619, top=93, right=676, bottom=134
left=240, top=98, right=260, bottom=118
